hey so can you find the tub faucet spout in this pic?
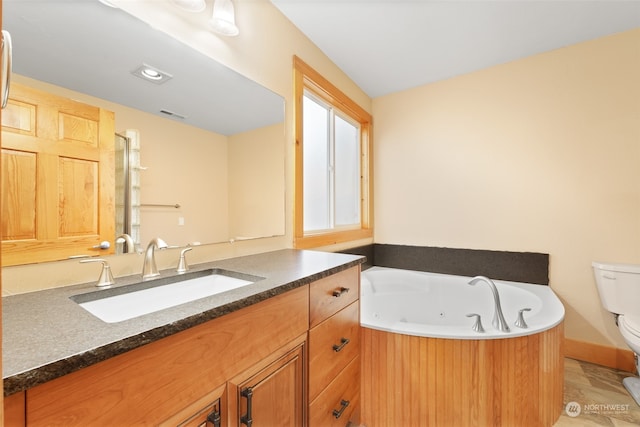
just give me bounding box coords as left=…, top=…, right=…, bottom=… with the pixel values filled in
left=468, top=276, right=510, bottom=332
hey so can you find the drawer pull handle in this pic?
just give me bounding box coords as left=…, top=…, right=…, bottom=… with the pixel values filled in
left=332, top=287, right=350, bottom=297
left=333, top=337, right=350, bottom=352
left=206, top=409, right=221, bottom=427
left=332, top=399, right=350, bottom=419
left=240, top=386, right=253, bottom=426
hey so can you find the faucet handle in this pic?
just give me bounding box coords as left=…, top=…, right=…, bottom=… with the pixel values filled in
left=80, top=258, right=115, bottom=288
left=176, top=247, right=193, bottom=274
left=515, top=308, right=532, bottom=329
left=466, top=313, right=485, bottom=333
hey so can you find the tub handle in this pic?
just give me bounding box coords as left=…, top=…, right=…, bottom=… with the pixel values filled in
left=515, top=308, right=532, bottom=329
left=332, top=399, right=350, bottom=419
left=333, top=337, right=350, bottom=352
left=332, top=287, right=350, bottom=297
left=466, top=313, right=485, bottom=333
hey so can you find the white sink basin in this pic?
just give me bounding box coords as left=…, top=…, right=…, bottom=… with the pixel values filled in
left=73, top=270, right=259, bottom=323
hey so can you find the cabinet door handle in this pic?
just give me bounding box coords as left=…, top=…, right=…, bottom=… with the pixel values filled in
left=332, top=337, right=350, bottom=352
left=332, top=399, right=350, bottom=419
left=332, top=287, right=350, bottom=297
left=240, top=387, right=253, bottom=426
left=206, top=410, right=221, bottom=427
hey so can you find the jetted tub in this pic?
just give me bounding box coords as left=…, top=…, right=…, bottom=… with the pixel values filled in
left=361, top=266, right=565, bottom=339
left=359, top=266, right=566, bottom=426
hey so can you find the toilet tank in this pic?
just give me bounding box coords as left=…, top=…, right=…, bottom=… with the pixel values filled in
left=592, top=261, right=640, bottom=315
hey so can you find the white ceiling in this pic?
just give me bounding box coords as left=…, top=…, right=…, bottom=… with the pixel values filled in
left=271, top=0, right=640, bottom=98
left=3, top=0, right=284, bottom=135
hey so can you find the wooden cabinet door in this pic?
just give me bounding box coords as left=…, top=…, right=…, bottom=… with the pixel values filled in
left=1, top=82, right=115, bottom=265
left=228, top=343, right=305, bottom=427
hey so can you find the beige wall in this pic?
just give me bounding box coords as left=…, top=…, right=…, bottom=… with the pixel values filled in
left=373, top=28, right=640, bottom=349
left=138, top=119, right=229, bottom=247
left=228, top=122, right=285, bottom=240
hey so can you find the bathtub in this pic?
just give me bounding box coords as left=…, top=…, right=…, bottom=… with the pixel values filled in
left=361, top=266, right=565, bottom=339
left=359, top=266, right=566, bottom=427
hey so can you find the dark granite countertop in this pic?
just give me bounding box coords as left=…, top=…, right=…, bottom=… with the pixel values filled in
left=3, top=249, right=365, bottom=396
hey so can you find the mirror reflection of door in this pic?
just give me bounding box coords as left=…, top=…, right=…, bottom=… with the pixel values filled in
left=1, top=82, right=116, bottom=265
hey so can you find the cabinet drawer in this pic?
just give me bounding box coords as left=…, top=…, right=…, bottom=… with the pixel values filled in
left=309, top=301, right=360, bottom=400
left=310, top=266, right=359, bottom=327
left=309, top=356, right=360, bottom=427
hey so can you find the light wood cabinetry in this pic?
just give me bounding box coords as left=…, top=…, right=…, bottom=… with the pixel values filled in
left=228, top=341, right=305, bottom=426
left=4, top=391, right=25, bottom=427
left=308, top=266, right=361, bottom=426
left=3, top=265, right=363, bottom=426
left=25, top=286, right=308, bottom=426
left=162, top=384, right=226, bottom=427
left=309, top=356, right=360, bottom=427
left=1, top=82, right=115, bottom=266
left=163, top=337, right=306, bottom=427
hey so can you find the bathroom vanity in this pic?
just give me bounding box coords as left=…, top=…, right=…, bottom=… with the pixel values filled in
left=3, top=249, right=364, bottom=426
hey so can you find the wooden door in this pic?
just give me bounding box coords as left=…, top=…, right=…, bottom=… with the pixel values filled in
left=1, top=82, right=115, bottom=265
left=1, top=1, right=5, bottom=422
left=228, top=344, right=305, bottom=427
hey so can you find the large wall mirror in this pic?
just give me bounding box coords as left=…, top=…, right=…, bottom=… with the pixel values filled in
left=3, top=0, right=285, bottom=265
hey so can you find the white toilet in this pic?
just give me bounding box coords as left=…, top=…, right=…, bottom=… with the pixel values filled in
left=593, top=261, right=640, bottom=405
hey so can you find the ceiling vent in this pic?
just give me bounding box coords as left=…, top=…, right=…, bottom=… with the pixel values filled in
left=160, top=109, right=186, bottom=120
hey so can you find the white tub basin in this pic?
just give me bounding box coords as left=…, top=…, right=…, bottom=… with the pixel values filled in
left=72, top=270, right=259, bottom=323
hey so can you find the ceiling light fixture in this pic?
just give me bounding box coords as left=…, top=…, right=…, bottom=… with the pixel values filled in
left=209, top=0, right=239, bottom=37
left=170, top=0, right=206, bottom=13
left=131, top=64, right=173, bottom=85
left=142, top=69, right=163, bottom=80
left=98, top=0, right=119, bottom=8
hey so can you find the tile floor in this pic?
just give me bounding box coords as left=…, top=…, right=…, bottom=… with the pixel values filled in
left=555, top=358, right=640, bottom=426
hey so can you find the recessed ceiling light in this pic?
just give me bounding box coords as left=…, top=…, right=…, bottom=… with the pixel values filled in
left=131, top=64, right=173, bottom=85
left=141, top=68, right=162, bottom=80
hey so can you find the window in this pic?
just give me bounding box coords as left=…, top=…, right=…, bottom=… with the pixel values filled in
left=294, top=56, right=372, bottom=248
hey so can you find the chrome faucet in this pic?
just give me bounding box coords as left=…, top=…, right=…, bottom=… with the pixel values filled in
left=176, top=247, right=193, bottom=274
left=116, top=233, right=135, bottom=253
left=80, top=258, right=115, bottom=288
left=142, top=237, right=168, bottom=280
left=468, top=276, right=510, bottom=332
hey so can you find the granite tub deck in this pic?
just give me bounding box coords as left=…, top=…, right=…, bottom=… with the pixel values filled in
left=3, top=249, right=365, bottom=396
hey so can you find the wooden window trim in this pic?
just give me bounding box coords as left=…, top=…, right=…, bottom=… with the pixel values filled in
left=293, top=56, right=373, bottom=249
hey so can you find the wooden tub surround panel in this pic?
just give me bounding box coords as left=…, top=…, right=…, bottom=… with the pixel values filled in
left=361, top=322, right=564, bottom=427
